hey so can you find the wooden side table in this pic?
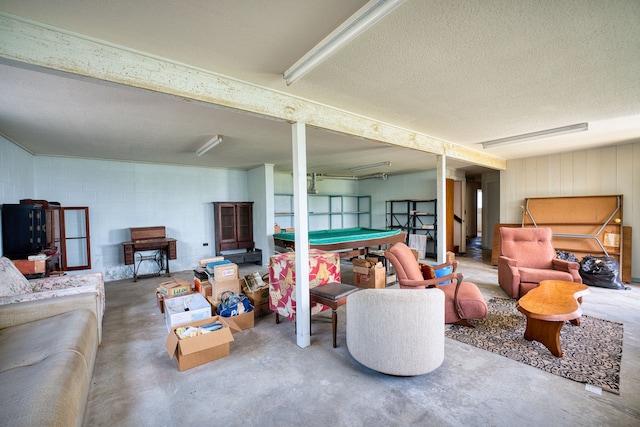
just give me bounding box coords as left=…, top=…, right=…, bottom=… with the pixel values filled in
left=309, top=282, right=360, bottom=348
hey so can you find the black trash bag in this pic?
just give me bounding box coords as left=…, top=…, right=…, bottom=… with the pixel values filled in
left=579, top=255, right=627, bottom=290
left=556, top=250, right=579, bottom=263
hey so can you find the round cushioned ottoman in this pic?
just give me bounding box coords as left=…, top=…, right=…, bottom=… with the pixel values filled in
left=346, top=288, right=444, bottom=376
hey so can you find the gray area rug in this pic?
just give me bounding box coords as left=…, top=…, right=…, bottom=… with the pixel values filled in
left=445, top=297, right=623, bottom=394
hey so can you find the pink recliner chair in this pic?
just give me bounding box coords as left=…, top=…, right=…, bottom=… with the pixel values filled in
left=385, top=242, right=487, bottom=327
left=498, top=227, right=582, bottom=299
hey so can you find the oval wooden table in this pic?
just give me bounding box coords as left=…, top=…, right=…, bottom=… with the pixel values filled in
left=516, top=280, right=591, bottom=357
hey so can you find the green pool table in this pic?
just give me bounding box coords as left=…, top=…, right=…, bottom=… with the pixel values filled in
left=273, top=227, right=406, bottom=258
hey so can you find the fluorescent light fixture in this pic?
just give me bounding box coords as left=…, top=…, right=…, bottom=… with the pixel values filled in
left=350, top=161, right=391, bottom=173
left=283, top=0, right=406, bottom=85
left=195, top=135, right=222, bottom=157
left=481, top=123, right=588, bottom=149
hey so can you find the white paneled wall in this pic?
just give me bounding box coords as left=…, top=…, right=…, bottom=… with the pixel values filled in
left=32, top=157, right=249, bottom=280
left=501, top=142, right=640, bottom=280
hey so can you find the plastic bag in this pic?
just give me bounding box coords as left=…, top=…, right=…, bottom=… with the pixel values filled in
left=578, top=255, right=628, bottom=290
left=556, top=250, right=579, bottom=263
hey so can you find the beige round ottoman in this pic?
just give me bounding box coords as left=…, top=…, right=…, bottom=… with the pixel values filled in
left=346, top=288, right=445, bottom=376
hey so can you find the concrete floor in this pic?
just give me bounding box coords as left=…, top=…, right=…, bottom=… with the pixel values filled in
left=83, top=246, right=640, bottom=426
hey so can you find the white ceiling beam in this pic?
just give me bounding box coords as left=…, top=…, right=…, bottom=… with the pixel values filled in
left=0, top=13, right=506, bottom=170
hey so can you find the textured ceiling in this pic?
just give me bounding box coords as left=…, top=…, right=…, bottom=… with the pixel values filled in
left=1, top=0, right=639, bottom=176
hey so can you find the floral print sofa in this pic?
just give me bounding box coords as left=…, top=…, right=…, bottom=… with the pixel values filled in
left=0, top=256, right=104, bottom=426
left=0, top=256, right=105, bottom=341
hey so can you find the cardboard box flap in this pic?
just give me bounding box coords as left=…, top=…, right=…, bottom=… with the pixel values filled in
left=165, top=330, right=180, bottom=359
left=222, top=316, right=242, bottom=333
left=160, top=278, right=190, bottom=289
left=165, top=316, right=235, bottom=359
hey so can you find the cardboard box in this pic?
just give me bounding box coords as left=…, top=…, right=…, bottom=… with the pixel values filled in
left=158, top=278, right=191, bottom=298
left=274, top=226, right=295, bottom=234
left=241, top=279, right=270, bottom=306
left=206, top=262, right=238, bottom=282
left=199, top=256, right=224, bottom=267
left=252, top=301, right=272, bottom=318
left=13, top=259, right=46, bottom=275
left=208, top=278, right=241, bottom=300
left=165, top=316, right=239, bottom=371
left=206, top=296, right=221, bottom=312
left=199, top=282, right=213, bottom=298
left=353, top=262, right=386, bottom=289
left=164, top=293, right=212, bottom=331
left=206, top=296, right=255, bottom=330
left=193, top=269, right=208, bottom=291
left=156, top=289, right=165, bottom=314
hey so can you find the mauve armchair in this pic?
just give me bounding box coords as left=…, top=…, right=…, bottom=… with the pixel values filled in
left=385, top=242, right=487, bottom=327
left=498, top=227, right=582, bottom=299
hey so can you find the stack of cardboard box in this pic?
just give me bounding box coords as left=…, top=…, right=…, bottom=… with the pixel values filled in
left=241, top=273, right=270, bottom=317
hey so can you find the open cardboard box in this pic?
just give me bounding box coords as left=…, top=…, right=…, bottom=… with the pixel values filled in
left=241, top=277, right=269, bottom=305
left=353, top=262, right=386, bottom=288
left=165, top=316, right=241, bottom=371
left=158, top=278, right=191, bottom=298
left=206, top=296, right=255, bottom=330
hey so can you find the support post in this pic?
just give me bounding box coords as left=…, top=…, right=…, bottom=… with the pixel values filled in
left=292, top=122, right=310, bottom=348
left=436, top=155, right=447, bottom=263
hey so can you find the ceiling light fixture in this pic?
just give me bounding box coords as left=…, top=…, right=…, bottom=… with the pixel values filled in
left=481, top=123, right=588, bottom=149
left=283, top=0, right=406, bottom=86
left=349, top=161, right=391, bottom=173
left=195, top=135, right=222, bottom=157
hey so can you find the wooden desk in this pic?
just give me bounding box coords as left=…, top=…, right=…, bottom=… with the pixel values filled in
left=516, top=280, right=590, bottom=357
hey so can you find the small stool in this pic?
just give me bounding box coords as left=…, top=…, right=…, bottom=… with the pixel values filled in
left=309, top=282, right=359, bottom=348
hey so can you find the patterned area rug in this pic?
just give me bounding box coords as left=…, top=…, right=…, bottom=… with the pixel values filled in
left=445, top=297, right=624, bottom=394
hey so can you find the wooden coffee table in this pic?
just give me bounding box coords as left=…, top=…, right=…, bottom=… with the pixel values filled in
left=516, top=280, right=590, bottom=357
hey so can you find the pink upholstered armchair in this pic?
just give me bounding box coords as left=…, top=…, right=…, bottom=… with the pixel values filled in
left=498, top=227, right=582, bottom=299
left=385, top=242, right=487, bottom=327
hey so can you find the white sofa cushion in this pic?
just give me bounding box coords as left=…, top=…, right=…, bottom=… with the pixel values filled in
left=0, top=257, right=32, bottom=297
